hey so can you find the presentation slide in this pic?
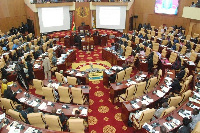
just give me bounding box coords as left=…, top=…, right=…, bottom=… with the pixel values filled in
left=38, top=6, right=70, bottom=33
left=155, top=0, right=179, bottom=15
left=96, top=6, right=126, bottom=29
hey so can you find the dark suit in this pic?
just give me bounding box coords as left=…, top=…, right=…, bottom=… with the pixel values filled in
left=4, top=89, right=18, bottom=102
left=170, top=79, right=181, bottom=94
left=176, top=70, right=185, bottom=80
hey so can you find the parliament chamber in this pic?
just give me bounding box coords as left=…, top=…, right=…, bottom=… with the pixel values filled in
left=0, top=0, right=200, bottom=133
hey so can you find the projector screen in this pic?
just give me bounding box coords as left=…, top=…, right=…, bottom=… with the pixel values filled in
left=38, top=6, right=70, bottom=33
left=96, top=6, right=126, bottom=29
left=155, top=0, right=179, bottom=15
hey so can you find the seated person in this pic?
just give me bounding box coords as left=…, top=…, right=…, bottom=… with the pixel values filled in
left=177, top=118, right=191, bottom=133
left=1, top=79, right=13, bottom=95
left=60, top=46, right=66, bottom=54
left=190, top=108, right=200, bottom=130
left=171, top=56, right=181, bottom=70
left=154, top=102, right=168, bottom=118
left=52, top=52, right=57, bottom=66
left=129, top=104, right=149, bottom=122
left=4, top=86, right=20, bottom=103
left=109, top=69, right=120, bottom=83
left=67, top=110, right=88, bottom=129
left=138, top=33, right=143, bottom=38
left=110, top=43, right=115, bottom=51
left=14, top=105, right=30, bottom=124
left=126, top=52, right=136, bottom=66
left=170, top=78, right=181, bottom=94
left=1, top=65, right=11, bottom=80
left=176, top=66, right=185, bottom=80
left=51, top=108, right=68, bottom=130
left=12, top=42, right=19, bottom=50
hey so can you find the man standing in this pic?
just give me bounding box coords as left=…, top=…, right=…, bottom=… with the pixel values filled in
left=42, top=55, right=51, bottom=79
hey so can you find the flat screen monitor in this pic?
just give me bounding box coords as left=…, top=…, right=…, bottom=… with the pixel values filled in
left=155, top=0, right=180, bottom=15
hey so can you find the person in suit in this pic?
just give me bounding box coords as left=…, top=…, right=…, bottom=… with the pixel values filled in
left=51, top=52, right=57, bottom=66
left=147, top=52, right=154, bottom=73
left=15, top=105, right=29, bottom=124
left=3, top=86, right=20, bottom=103
left=51, top=108, right=68, bottom=130
left=109, top=69, right=120, bottom=83
left=176, top=66, right=185, bottom=80
left=1, top=65, right=11, bottom=80
left=177, top=118, right=191, bottom=133
left=42, top=55, right=51, bottom=80
left=190, top=108, right=200, bottom=130
left=170, top=78, right=181, bottom=94
left=154, top=102, right=168, bottom=118
left=171, top=56, right=181, bottom=70
left=27, top=59, right=34, bottom=85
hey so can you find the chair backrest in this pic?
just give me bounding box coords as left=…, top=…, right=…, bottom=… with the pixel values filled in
left=125, top=85, right=136, bottom=101
left=57, top=86, right=71, bottom=103
left=145, top=47, right=151, bottom=57
left=180, top=90, right=192, bottom=105
left=161, top=48, right=167, bottom=58
left=138, top=109, right=155, bottom=124
left=169, top=52, right=177, bottom=63
left=175, top=43, right=180, bottom=51
left=1, top=98, right=16, bottom=113
left=160, top=106, right=176, bottom=118
left=71, top=87, right=84, bottom=105
left=195, top=44, right=200, bottom=53
left=116, top=70, right=125, bottom=83
left=45, top=114, right=63, bottom=131
left=124, top=67, right=132, bottom=80
left=192, top=121, right=200, bottom=133
left=33, top=79, right=44, bottom=96
left=190, top=52, right=197, bottom=62
left=146, top=77, right=158, bottom=92
left=7, top=109, right=25, bottom=122
left=182, top=68, right=189, bottom=82
left=68, top=118, right=85, bottom=133
left=121, top=45, right=125, bottom=55
left=162, top=40, right=168, bottom=46
left=193, top=33, right=199, bottom=38
left=67, top=76, right=77, bottom=85
left=8, top=42, right=13, bottom=50
left=151, top=31, right=155, bottom=36
left=153, top=52, right=159, bottom=65
left=27, top=112, right=46, bottom=129
left=55, top=72, right=65, bottom=84
left=180, top=45, right=187, bottom=55
left=168, top=96, right=182, bottom=107
left=180, top=79, right=190, bottom=94
left=42, top=87, right=56, bottom=102
left=135, top=38, right=140, bottom=44
left=135, top=81, right=146, bottom=97
left=125, top=46, right=132, bottom=58
left=153, top=43, right=159, bottom=52
left=157, top=69, right=162, bottom=84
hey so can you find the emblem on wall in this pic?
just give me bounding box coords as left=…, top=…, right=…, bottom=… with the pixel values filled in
left=76, top=7, right=89, bottom=18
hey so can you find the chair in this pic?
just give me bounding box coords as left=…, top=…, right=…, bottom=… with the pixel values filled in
left=121, top=45, right=125, bottom=55
left=67, top=76, right=78, bottom=85
left=134, top=82, right=146, bottom=98
left=179, top=90, right=192, bottom=105
left=193, top=33, right=199, bottom=38
left=151, top=26, right=155, bottom=31
left=68, top=118, right=85, bottom=133
left=135, top=37, right=140, bottom=44
left=159, top=106, right=176, bottom=118
left=157, top=69, right=162, bottom=85
left=118, top=85, right=136, bottom=102
left=180, top=80, right=190, bottom=95
left=152, top=43, right=159, bottom=52
left=153, top=52, right=159, bottom=69
left=45, top=114, right=63, bottom=131
left=115, top=70, right=125, bottom=83
left=197, top=61, right=200, bottom=72
left=175, top=43, right=180, bottom=51
left=192, top=121, right=200, bottom=133
left=8, top=42, right=13, bottom=50
left=33, top=79, right=44, bottom=96
left=71, top=87, right=86, bottom=105
left=124, top=67, right=132, bottom=80
left=125, top=46, right=132, bottom=58
left=1, top=98, right=16, bottom=113
left=162, top=40, right=168, bottom=45
left=190, top=42, right=195, bottom=49
left=145, top=47, right=151, bottom=57
left=151, top=31, right=155, bottom=36
left=168, top=96, right=182, bottom=107
left=57, top=86, right=72, bottom=103
left=181, top=68, right=189, bottom=83
left=169, top=52, right=177, bottom=63
left=27, top=112, right=46, bottom=129
left=7, top=109, right=26, bottom=122
left=161, top=48, right=167, bottom=58
left=180, top=45, right=187, bottom=55
left=42, top=87, right=56, bottom=102
left=186, top=35, right=191, bottom=40
left=190, top=52, right=198, bottom=62
left=146, top=77, right=158, bottom=93
left=55, top=72, right=65, bottom=84
left=195, top=44, right=200, bottom=53
left=132, top=109, right=155, bottom=129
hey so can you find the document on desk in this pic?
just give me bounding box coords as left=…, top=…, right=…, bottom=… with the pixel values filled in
left=131, top=103, right=140, bottom=109
left=111, top=66, right=117, bottom=70
left=34, top=64, right=40, bottom=69
left=140, top=74, right=147, bottom=78
left=163, top=122, right=172, bottom=130
left=8, top=127, right=20, bottom=133
left=162, top=87, right=170, bottom=93
left=19, top=97, right=27, bottom=102
left=38, top=102, right=47, bottom=110
left=76, top=73, right=83, bottom=77
left=24, top=127, right=39, bottom=133
left=189, top=97, right=200, bottom=104
left=156, top=90, right=165, bottom=97
left=187, top=61, right=195, bottom=65
left=0, top=113, right=5, bottom=121
left=81, top=108, right=88, bottom=116
left=178, top=110, right=192, bottom=118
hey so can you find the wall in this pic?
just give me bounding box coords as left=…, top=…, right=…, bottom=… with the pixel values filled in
left=131, top=0, right=197, bottom=34
left=75, top=3, right=91, bottom=29
left=0, top=0, right=27, bottom=33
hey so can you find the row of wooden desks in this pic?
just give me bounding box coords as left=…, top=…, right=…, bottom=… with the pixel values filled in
left=121, top=70, right=175, bottom=126
left=11, top=83, right=89, bottom=119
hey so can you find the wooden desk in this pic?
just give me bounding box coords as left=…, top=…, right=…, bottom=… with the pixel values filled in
left=160, top=58, right=172, bottom=76
left=11, top=83, right=89, bottom=118
left=81, top=39, right=94, bottom=51
left=64, top=70, right=89, bottom=85
left=110, top=71, right=148, bottom=104
left=78, top=25, right=90, bottom=32
left=102, top=48, right=125, bottom=66
left=121, top=70, right=175, bottom=125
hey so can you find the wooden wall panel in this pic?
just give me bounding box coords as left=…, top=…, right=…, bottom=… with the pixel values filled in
left=75, top=3, right=91, bottom=29
left=131, top=0, right=196, bottom=34
left=0, top=0, right=27, bottom=33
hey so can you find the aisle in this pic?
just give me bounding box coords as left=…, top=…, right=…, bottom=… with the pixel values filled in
left=76, top=46, right=135, bottom=133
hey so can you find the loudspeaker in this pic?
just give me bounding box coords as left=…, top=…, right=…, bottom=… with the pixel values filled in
left=134, top=15, right=138, bottom=18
